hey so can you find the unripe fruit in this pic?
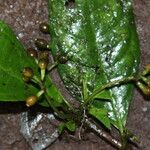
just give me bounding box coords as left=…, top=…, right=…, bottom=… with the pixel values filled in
left=26, top=95, right=38, bottom=107
left=22, top=67, right=34, bottom=78
left=35, top=38, right=50, bottom=50
left=27, top=48, right=38, bottom=58
left=38, top=59, right=48, bottom=70
left=39, top=51, right=49, bottom=60
left=57, top=55, right=68, bottom=64
left=39, top=22, right=50, bottom=34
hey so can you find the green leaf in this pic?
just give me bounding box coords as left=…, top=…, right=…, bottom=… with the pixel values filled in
left=0, top=20, right=65, bottom=108
left=58, top=121, right=76, bottom=133
left=41, top=76, right=64, bottom=107
left=0, top=20, right=39, bottom=101
left=82, top=76, right=89, bottom=101
left=94, top=90, right=112, bottom=101
left=89, top=106, right=111, bottom=129
left=48, top=0, right=140, bottom=132
left=58, top=123, right=65, bottom=133
left=66, top=120, right=76, bottom=132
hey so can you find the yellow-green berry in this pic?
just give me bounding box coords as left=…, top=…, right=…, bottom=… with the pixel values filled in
left=22, top=67, right=34, bottom=78
left=26, top=95, right=38, bottom=107
left=38, top=59, right=48, bottom=70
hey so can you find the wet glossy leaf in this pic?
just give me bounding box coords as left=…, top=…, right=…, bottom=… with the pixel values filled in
left=0, top=21, right=38, bottom=101
left=89, top=106, right=111, bottom=129
left=41, top=76, right=64, bottom=107
left=48, top=0, right=140, bottom=131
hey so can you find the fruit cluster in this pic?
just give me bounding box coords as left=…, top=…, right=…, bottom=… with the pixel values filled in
left=22, top=22, right=68, bottom=107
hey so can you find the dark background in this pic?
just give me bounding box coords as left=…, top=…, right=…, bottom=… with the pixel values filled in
left=0, top=0, right=150, bottom=149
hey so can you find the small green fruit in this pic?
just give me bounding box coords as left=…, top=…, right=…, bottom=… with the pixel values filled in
left=35, top=38, right=50, bottom=50
left=22, top=67, right=34, bottom=78
left=26, top=95, right=38, bottom=107
left=39, top=22, right=50, bottom=34
left=38, top=59, right=48, bottom=70
left=27, top=48, right=38, bottom=58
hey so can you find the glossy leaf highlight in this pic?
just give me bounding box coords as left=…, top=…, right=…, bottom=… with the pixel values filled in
left=48, top=0, right=140, bottom=131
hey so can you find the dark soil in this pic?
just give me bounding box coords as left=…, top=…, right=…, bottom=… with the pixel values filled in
left=0, top=0, right=150, bottom=150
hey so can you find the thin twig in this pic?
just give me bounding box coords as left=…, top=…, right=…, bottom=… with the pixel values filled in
left=78, top=107, right=86, bottom=140
left=85, top=119, right=122, bottom=149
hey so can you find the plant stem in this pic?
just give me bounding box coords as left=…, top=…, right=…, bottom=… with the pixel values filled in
left=32, top=76, right=45, bottom=88
left=33, top=75, right=69, bottom=119
left=121, top=136, right=128, bottom=150
left=45, top=92, right=67, bottom=119
left=41, top=69, right=46, bottom=81
left=85, top=119, right=122, bottom=149
left=85, top=76, right=135, bottom=106
left=36, top=90, right=45, bottom=97
left=48, top=62, right=58, bottom=72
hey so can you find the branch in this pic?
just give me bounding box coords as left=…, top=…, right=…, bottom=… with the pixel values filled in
left=85, top=119, right=122, bottom=149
